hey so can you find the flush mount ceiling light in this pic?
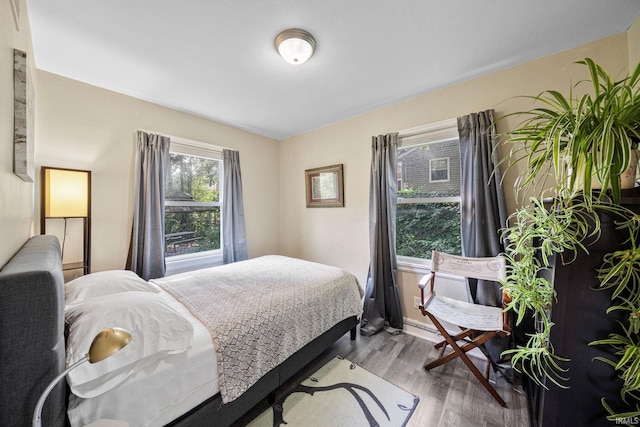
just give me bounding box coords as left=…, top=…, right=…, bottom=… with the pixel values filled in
left=275, top=28, right=316, bottom=65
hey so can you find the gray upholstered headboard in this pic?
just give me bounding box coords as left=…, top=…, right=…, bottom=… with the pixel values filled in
left=0, top=235, right=66, bottom=427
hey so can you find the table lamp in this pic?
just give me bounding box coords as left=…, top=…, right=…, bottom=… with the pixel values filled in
left=32, top=328, right=132, bottom=427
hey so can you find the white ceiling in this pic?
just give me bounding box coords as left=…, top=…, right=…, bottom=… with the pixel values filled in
left=27, top=0, right=640, bottom=140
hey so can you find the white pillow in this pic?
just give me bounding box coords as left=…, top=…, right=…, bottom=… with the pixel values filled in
left=65, top=270, right=158, bottom=305
left=65, top=292, right=194, bottom=397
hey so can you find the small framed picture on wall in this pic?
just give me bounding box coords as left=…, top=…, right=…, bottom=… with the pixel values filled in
left=305, top=164, right=344, bottom=208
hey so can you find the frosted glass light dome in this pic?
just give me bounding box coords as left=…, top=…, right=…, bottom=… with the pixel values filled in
left=275, top=29, right=316, bottom=65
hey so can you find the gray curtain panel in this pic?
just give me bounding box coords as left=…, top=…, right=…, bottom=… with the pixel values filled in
left=458, top=110, right=509, bottom=363
left=222, top=149, right=248, bottom=264
left=126, top=131, right=170, bottom=280
left=361, top=133, right=403, bottom=336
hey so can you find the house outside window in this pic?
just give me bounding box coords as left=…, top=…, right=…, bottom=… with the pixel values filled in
left=164, top=137, right=224, bottom=273
left=397, top=119, right=461, bottom=262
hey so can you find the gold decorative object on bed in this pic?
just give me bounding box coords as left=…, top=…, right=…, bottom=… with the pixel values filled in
left=33, top=328, right=132, bottom=427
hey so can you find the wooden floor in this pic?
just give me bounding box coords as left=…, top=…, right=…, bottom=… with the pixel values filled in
left=235, top=331, right=530, bottom=427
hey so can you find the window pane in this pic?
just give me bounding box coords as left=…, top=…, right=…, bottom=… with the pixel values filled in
left=166, top=154, right=219, bottom=202
left=430, top=169, right=448, bottom=182
left=165, top=207, right=221, bottom=256
left=396, top=202, right=461, bottom=259
left=165, top=153, right=221, bottom=257
left=397, top=137, right=461, bottom=259
left=398, top=140, right=459, bottom=197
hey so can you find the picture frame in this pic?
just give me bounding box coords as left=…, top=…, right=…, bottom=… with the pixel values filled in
left=305, top=164, right=344, bottom=208
left=13, top=49, right=34, bottom=182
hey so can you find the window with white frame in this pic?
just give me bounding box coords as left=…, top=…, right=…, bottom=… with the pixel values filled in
left=396, top=119, right=462, bottom=261
left=165, top=138, right=223, bottom=261
left=429, top=157, right=450, bottom=182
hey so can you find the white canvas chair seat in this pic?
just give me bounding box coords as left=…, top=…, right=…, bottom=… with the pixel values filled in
left=424, top=294, right=504, bottom=332
left=418, top=250, right=511, bottom=407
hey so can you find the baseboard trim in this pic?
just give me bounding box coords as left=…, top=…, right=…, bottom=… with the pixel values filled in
left=402, top=317, right=441, bottom=343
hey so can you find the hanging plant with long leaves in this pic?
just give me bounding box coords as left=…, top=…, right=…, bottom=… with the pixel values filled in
left=500, top=194, right=596, bottom=387
left=498, top=57, right=640, bottom=420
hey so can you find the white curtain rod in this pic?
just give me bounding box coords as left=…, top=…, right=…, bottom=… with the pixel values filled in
left=137, top=129, right=231, bottom=152
left=397, top=117, right=457, bottom=138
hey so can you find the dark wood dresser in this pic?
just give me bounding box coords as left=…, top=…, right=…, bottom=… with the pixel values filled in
left=523, top=188, right=640, bottom=427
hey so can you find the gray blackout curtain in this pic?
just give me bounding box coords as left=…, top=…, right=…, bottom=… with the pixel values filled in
left=222, top=149, right=248, bottom=264
left=458, top=109, right=509, bottom=363
left=361, top=133, right=403, bottom=336
left=127, top=130, right=170, bottom=280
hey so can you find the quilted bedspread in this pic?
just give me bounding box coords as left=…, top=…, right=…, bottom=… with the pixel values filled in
left=152, top=255, right=363, bottom=403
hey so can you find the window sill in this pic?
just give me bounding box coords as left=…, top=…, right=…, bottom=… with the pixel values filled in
left=397, top=256, right=432, bottom=275
left=166, top=250, right=223, bottom=276
left=397, top=256, right=467, bottom=282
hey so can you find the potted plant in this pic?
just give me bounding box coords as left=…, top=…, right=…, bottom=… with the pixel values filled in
left=499, top=58, right=640, bottom=422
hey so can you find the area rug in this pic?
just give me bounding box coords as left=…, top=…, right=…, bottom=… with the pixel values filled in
left=247, top=355, right=419, bottom=427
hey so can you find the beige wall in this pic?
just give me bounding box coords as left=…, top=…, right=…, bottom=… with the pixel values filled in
left=0, top=0, right=37, bottom=266
left=279, top=33, right=631, bottom=327
left=629, top=16, right=640, bottom=69
left=35, top=72, right=280, bottom=272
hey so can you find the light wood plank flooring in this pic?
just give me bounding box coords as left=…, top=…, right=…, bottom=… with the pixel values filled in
left=235, top=331, right=530, bottom=426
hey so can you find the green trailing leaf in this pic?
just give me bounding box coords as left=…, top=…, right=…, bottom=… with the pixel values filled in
left=601, top=398, right=640, bottom=424
left=502, top=327, right=569, bottom=389
left=591, top=325, right=640, bottom=403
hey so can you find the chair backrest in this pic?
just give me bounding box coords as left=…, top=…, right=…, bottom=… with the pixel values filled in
left=431, top=250, right=506, bottom=282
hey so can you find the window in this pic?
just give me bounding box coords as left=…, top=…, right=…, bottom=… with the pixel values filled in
left=164, top=138, right=223, bottom=265
left=396, top=119, right=461, bottom=261
left=429, top=157, right=450, bottom=182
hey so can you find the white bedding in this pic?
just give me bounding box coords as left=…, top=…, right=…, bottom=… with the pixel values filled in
left=67, top=288, right=219, bottom=427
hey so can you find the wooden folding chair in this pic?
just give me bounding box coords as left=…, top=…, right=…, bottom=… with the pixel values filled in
left=418, top=250, right=511, bottom=407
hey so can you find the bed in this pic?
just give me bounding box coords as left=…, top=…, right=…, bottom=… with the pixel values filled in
left=0, top=236, right=363, bottom=427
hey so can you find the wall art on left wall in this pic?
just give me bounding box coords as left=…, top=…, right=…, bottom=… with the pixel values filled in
left=13, top=49, right=34, bottom=182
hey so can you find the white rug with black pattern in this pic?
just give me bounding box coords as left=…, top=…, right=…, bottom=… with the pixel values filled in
left=248, top=356, right=419, bottom=427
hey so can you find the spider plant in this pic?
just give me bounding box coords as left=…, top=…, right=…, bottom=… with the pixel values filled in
left=500, top=194, right=595, bottom=388
left=591, top=215, right=640, bottom=421
left=501, top=58, right=640, bottom=205
left=590, top=322, right=640, bottom=407
left=499, top=58, right=640, bottom=419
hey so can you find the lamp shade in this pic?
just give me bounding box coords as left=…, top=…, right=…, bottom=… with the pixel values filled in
left=275, top=28, right=316, bottom=65
left=87, top=327, right=133, bottom=363
left=44, top=168, right=89, bottom=217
